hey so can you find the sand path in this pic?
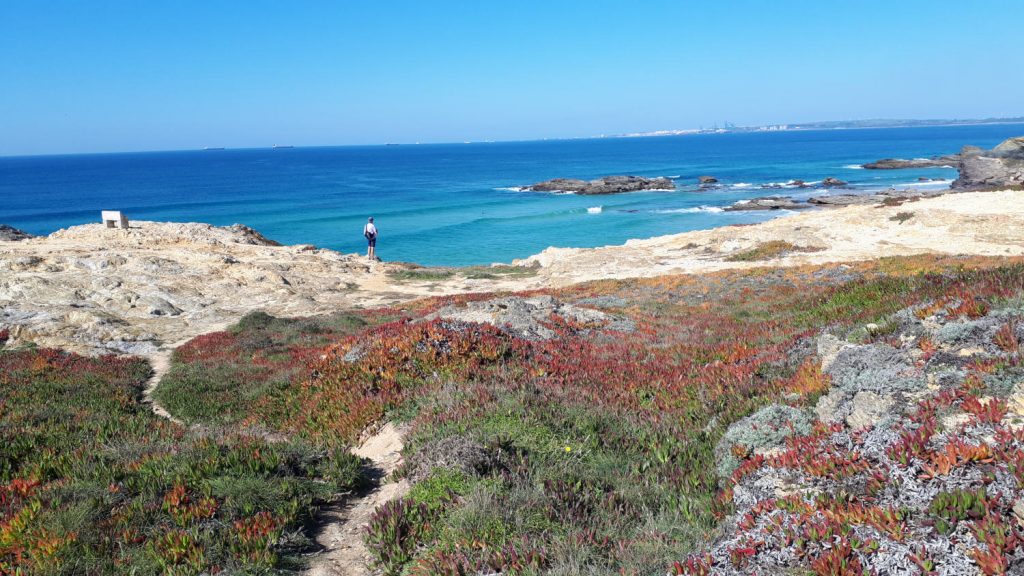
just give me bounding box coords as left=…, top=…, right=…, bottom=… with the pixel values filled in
left=306, top=422, right=409, bottom=576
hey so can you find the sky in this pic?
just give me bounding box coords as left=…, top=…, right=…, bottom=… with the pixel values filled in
left=1, top=0, right=1022, bottom=156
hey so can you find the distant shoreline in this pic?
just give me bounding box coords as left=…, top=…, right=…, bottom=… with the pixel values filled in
left=4, top=119, right=1024, bottom=159
left=614, top=119, right=1024, bottom=139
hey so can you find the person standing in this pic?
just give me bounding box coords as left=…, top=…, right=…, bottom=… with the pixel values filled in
left=363, top=217, right=378, bottom=260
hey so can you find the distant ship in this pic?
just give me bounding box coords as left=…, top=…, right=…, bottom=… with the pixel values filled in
left=203, top=147, right=225, bottom=151
left=272, top=145, right=294, bottom=149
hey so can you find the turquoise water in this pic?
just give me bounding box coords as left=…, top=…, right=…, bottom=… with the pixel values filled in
left=1, top=124, right=1022, bottom=266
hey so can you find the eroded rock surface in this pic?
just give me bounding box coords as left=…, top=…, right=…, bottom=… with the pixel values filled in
left=0, top=222, right=454, bottom=354
left=425, top=295, right=634, bottom=340
left=953, top=137, right=1024, bottom=190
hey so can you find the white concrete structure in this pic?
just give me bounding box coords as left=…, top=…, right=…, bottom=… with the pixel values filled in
left=101, top=211, right=129, bottom=229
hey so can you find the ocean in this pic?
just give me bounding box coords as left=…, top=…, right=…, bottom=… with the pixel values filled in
left=2, top=124, right=1022, bottom=266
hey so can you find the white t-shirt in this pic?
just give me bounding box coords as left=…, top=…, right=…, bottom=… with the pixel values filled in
left=364, top=223, right=377, bottom=237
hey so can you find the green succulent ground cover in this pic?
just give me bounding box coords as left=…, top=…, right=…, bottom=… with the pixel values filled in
left=6, top=254, right=1024, bottom=574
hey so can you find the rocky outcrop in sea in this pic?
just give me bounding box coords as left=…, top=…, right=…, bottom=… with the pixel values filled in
left=862, top=155, right=960, bottom=169
left=952, top=137, right=1024, bottom=190
left=525, top=175, right=675, bottom=195
left=725, top=197, right=813, bottom=211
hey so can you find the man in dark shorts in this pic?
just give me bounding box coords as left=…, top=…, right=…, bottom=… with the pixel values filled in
left=363, top=216, right=378, bottom=260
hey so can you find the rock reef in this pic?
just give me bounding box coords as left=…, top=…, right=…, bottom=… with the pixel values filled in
left=525, top=175, right=674, bottom=194
left=724, top=197, right=812, bottom=211
left=862, top=155, right=960, bottom=169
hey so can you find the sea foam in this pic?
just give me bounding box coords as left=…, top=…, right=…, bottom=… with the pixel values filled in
left=653, top=206, right=724, bottom=214
left=587, top=206, right=603, bottom=214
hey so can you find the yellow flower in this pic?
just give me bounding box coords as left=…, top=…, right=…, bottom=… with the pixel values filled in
left=564, top=446, right=572, bottom=453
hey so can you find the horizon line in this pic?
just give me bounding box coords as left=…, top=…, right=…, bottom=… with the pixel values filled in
left=3, top=116, right=1024, bottom=160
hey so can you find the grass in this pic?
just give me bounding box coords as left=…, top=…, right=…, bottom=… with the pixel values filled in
left=724, top=240, right=823, bottom=262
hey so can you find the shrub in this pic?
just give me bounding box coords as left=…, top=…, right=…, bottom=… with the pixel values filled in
left=890, top=211, right=914, bottom=224
left=715, top=404, right=814, bottom=478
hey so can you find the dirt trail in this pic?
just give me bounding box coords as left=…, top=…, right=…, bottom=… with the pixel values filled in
left=141, top=347, right=182, bottom=425
left=307, top=422, right=409, bottom=576
left=140, top=322, right=234, bottom=427
left=141, top=329, right=409, bottom=576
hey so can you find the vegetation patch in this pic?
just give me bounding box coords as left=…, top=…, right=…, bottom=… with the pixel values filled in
left=12, top=254, right=1024, bottom=575
left=890, top=210, right=915, bottom=224
left=387, top=263, right=539, bottom=282
left=386, top=268, right=457, bottom=282
left=0, top=348, right=363, bottom=574
left=725, top=240, right=824, bottom=262
left=154, top=310, right=393, bottom=426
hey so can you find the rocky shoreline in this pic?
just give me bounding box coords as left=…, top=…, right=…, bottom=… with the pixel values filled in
left=724, top=136, right=1024, bottom=211
left=5, top=190, right=1024, bottom=357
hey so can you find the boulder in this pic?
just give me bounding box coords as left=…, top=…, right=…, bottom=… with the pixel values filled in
left=526, top=176, right=675, bottom=195
left=724, top=197, right=810, bottom=211
left=0, top=225, right=34, bottom=242
left=953, top=138, right=1024, bottom=190
left=698, top=175, right=719, bottom=185
left=821, top=177, right=848, bottom=188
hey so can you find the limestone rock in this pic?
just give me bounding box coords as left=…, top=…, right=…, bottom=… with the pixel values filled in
left=0, top=221, right=414, bottom=355
left=845, top=391, right=895, bottom=430
left=425, top=295, right=634, bottom=340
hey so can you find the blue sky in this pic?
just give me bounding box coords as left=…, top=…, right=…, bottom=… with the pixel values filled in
left=1, top=0, right=1021, bottom=155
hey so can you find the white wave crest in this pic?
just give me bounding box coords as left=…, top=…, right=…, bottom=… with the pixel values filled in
left=494, top=186, right=527, bottom=192
left=842, top=164, right=864, bottom=169
left=892, top=180, right=952, bottom=188
left=653, top=206, right=725, bottom=214
left=587, top=206, right=603, bottom=214
left=731, top=183, right=753, bottom=189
